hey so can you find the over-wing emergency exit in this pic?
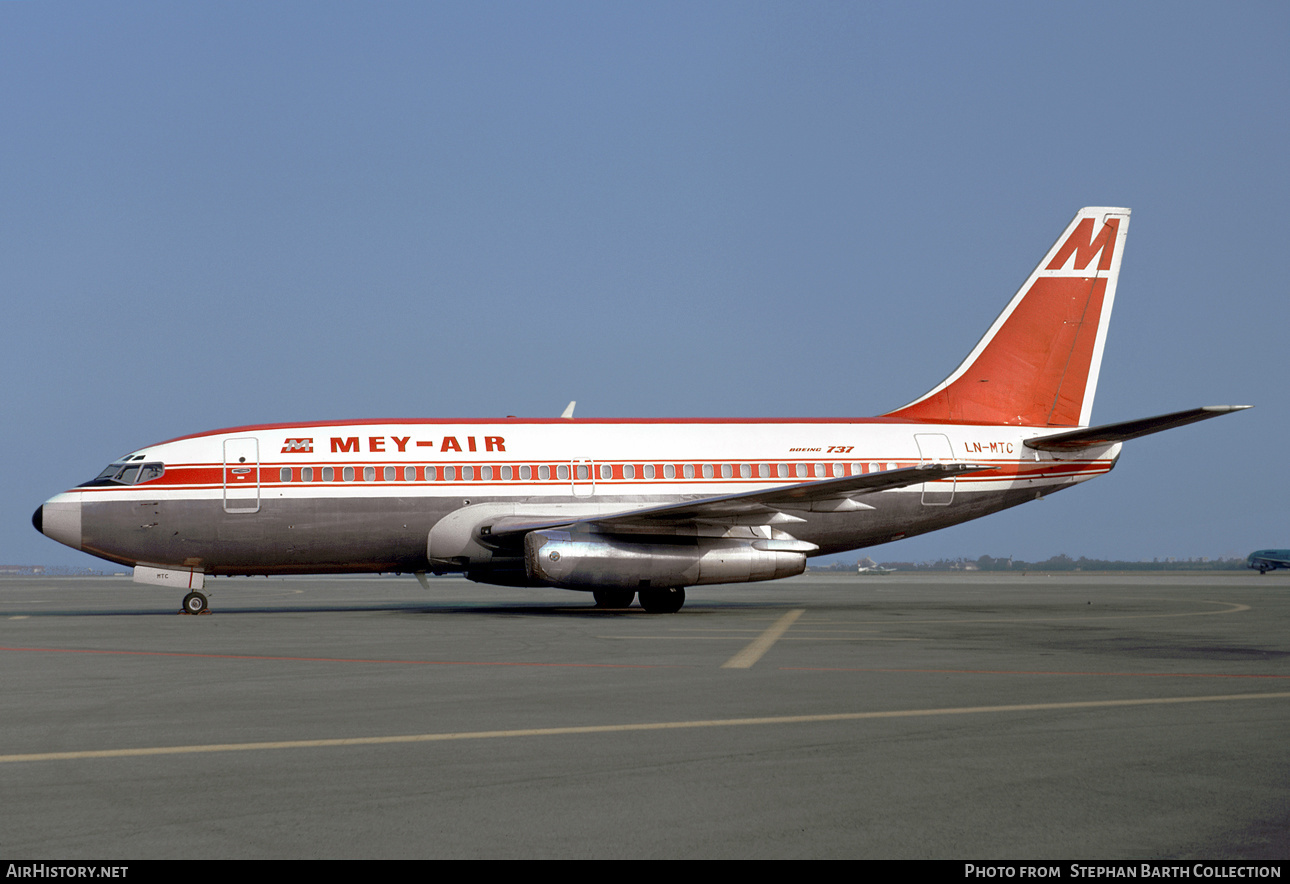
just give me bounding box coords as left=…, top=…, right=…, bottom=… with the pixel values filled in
left=33, top=208, right=1249, bottom=612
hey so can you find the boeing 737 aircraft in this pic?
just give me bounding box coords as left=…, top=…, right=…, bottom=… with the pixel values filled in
left=33, top=208, right=1248, bottom=613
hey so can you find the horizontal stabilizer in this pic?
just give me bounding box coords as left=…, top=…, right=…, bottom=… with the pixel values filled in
left=1024, top=406, right=1251, bottom=451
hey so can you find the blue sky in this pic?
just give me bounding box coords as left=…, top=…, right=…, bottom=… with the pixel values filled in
left=5, top=1, right=1286, bottom=569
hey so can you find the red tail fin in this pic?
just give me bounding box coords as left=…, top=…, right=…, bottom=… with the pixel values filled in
left=883, top=207, right=1131, bottom=428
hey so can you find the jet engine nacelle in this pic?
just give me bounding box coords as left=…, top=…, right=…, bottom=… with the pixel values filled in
left=524, top=529, right=808, bottom=589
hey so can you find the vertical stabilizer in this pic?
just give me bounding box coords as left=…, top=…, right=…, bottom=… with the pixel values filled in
left=884, top=207, right=1131, bottom=427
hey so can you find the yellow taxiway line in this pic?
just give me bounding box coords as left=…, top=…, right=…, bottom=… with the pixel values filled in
left=721, top=608, right=804, bottom=668
left=5, top=691, right=1288, bottom=764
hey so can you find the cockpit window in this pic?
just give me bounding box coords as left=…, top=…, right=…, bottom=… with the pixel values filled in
left=80, top=462, right=165, bottom=487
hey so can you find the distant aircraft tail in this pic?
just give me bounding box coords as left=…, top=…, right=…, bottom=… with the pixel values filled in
left=884, top=207, right=1131, bottom=428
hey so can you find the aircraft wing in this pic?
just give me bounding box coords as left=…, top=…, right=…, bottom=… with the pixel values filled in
left=481, top=462, right=991, bottom=543
left=588, top=462, right=990, bottom=523
left=1024, top=406, right=1251, bottom=451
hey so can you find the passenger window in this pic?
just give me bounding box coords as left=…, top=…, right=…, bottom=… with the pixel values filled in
left=777, top=463, right=789, bottom=478
left=624, top=464, right=636, bottom=479
left=462, top=465, right=474, bottom=481
left=600, top=463, right=612, bottom=480
left=683, top=464, right=694, bottom=479
left=302, top=467, right=313, bottom=482
left=481, top=466, right=492, bottom=481
left=342, top=467, right=355, bottom=482
left=644, top=464, right=655, bottom=479
left=280, top=468, right=292, bottom=482
left=702, top=464, right=714, bottom=479
left=444, top=466, right=456, bottom=481
left=740, top=464, right=751, bottom=479
left=759, top=464, right=770, bottom=478
left=501, top=465, right=512, bottom=480
left=404, top=466, right=415, bottom=481
left=521, top=465, right=532, bottom=480
left=322, top=467, right=334, bottom=482
left=385, top=466, right=397, bottom=481
left=364, top=466, right=376, bottom=482
left=664, top=464, right=676, bottom=479
left=425, top=466, right=436, bottom=481
left=539, top=465, right=550, bottom=480
left=721, top=464, right=732, bottom=479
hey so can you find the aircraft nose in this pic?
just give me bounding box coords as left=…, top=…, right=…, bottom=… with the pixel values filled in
left=34, top=495, right=83, bottom=550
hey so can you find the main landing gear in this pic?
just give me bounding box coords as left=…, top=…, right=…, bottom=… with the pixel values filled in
left=593, top=589, right=636, bottom=609
left=638, top=587, right=685, bottom=614
left=591, top=587, right=687, bottom=612
left=181, top=592, right=209, bottom=615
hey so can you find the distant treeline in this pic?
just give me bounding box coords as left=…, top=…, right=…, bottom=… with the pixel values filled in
left=0, top=566, right=112, bottom=577
left=821, top=554, right=1249, bottom=572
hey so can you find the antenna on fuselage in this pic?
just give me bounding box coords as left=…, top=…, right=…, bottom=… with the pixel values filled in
left=561, top=401, right=576, bottom=419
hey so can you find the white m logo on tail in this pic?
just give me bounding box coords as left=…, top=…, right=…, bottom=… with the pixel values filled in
left=1047, top=217, right=1120, bottom=273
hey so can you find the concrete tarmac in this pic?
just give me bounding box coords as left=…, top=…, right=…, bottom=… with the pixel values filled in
left=1, top=571, right=1288, bottom=859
